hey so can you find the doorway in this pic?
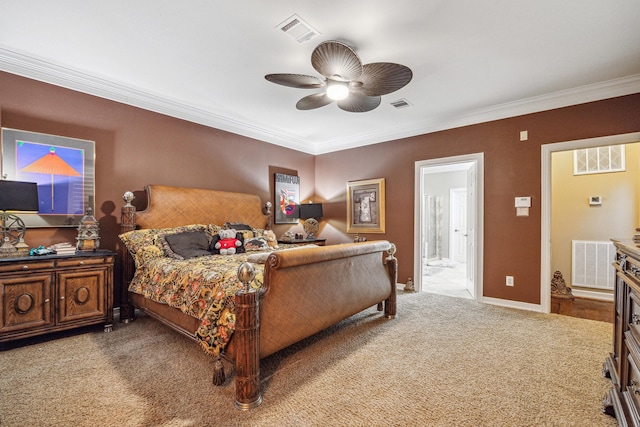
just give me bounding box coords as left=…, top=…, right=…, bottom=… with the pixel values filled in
left=541, top=132, right=640, bottom=313
left=414, top=153, right=484, bottom=301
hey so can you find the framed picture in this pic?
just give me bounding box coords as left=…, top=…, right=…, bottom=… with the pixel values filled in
left=1, top=128, right=95, bottom=227
left=347, top=178, right=385, bottom=233
left=274, top=173, right=300, bottom=224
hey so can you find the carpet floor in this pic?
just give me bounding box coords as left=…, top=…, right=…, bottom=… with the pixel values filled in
left=0, top=291, right=618, bottom=426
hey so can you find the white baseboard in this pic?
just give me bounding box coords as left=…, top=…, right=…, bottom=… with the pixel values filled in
left=481, top=296, right=544, bottom=313
left=571, top=289, right=614, bottom=302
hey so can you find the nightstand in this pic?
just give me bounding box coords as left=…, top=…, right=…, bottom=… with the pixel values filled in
left=0, top=250, right=115, bottom=342
left=277, top=238, right=326, bottom=246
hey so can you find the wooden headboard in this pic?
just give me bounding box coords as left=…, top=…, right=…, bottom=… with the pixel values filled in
left=133, top=185, right=271, bottom=230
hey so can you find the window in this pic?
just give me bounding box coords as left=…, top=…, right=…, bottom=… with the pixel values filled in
left=573, top=145, right=625, bottom=175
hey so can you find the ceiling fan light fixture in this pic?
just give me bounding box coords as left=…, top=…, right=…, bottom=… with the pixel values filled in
left=326, top=81, right=349, bottom=100
left=266, top=40, right=412, bottom=112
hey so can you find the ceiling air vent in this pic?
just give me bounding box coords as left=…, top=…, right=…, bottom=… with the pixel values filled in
left=390, top=98, right=412, bottom=109
left=277, top=14, right=320, bottom=44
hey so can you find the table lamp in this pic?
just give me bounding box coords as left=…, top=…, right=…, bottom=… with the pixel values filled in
left=0, top=180, right=39, bottom=255
left=298, top=203, right=323, bottom=239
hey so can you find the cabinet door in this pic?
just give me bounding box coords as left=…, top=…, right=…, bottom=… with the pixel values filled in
left=0, top=274, right=53, bottom=332
left=57, top=268, right=106, bottom=323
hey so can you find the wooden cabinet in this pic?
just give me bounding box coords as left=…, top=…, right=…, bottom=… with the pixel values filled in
left=0, top=251, right=114, bottom=342
left=604, top=240, right=640, bottom=426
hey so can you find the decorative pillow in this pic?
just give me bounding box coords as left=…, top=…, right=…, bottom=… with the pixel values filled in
left=208, top=224, right=222, bottom=236
left=161, top=230, right=211, bottom=260
left=223, top=222, right=255, bottom=240
left=119, top=224, right=208, bottom=267
left=244, top=237, right=269, bottom=251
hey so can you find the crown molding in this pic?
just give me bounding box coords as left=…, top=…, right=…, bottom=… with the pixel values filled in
left=314, top=74, right=640, bottom=154
left=1, top=46, right=639, bottom=156
left=0, top=47, right=316, bottom=154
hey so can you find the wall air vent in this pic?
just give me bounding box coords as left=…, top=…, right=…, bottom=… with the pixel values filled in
left=390, top=98, right=412, bottom=109
left=277, top=14, right=320, bottom=44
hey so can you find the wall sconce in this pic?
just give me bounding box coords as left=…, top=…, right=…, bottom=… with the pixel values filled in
left=0, top=180, right=39, bottom=257
left=298, top=203, right=323, bottom=239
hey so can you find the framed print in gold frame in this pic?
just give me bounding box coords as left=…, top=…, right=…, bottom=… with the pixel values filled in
left=346, top=178, right=385, bottom=233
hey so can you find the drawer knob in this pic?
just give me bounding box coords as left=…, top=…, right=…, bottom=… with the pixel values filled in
left=44, top=299, right=50, bottom=303
left=60, top=296, right=65, bottom=300
left=79, top=261, right=84, bottom=265
left=22, top=265, right=29, bottom=270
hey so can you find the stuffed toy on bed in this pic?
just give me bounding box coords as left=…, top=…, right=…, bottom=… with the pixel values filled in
left=263, top=229, right=278, bottom=249
left=212, top=228, right=245, bottom=255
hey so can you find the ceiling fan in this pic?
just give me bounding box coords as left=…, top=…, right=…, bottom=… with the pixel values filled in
left=265, top=40, right=413, bottom=113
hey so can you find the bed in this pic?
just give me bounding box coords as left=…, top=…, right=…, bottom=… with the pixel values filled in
left=119, top=185, right=397, bottom=409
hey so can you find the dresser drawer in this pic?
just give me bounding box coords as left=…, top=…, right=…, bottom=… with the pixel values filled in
left=57, top=256, right=113, bottom=268
left=627, top=344, right=640, bottom=418
left=0, top=260, right=55, bottom=273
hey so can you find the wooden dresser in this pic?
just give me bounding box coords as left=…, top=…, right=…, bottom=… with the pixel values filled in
left=0, top=250, right=115, bottom=342
left=604, top=239, right=640, bottom=426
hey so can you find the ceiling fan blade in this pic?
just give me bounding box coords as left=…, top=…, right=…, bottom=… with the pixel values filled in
left=311, top=40, right=363, bottom=81
left=296, top=93, right=334, bottom=110
left=337, top=94, right=381, bottom=113
left=353, top=63, right=413, bottom=96
left=265, top=74, right=325, bottom=89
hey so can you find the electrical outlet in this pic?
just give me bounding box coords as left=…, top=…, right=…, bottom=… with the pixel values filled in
left=506, top=276, right=514, bottom=287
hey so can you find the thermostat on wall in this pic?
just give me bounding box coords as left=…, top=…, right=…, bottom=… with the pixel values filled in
left=589, top=196, right=602, bottom=206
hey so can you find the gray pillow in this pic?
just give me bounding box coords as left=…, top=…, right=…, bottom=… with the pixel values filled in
left=163, top=231, right=211, bottom=260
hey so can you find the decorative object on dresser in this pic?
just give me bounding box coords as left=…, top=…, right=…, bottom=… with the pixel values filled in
left=603, top=239, right=640, bottom=424
left=298, top=202, right=323, bottom=239
left=76, top=207, right=100, bottom=251
left=0, top=250, right=115, bottom=342
left=347, top=178, right=386, bottom=233
left=0, top=180, right=39, bottom=256
left=49, top=242, right=77, bottom=255
left=119, top=185, right=397, bottom=410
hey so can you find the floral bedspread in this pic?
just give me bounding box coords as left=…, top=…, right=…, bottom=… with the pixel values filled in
left=128, top=253, right=264, bottom=356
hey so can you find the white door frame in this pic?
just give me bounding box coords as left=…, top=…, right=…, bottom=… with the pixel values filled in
left=541, top=132, right=640, bottom=313
left=414, top=153, right=484, bottom=300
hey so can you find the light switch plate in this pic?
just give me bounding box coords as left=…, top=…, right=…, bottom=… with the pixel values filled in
left=515, top=197, right=531, bottom=208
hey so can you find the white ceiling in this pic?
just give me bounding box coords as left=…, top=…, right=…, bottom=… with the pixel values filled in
left=1, top=1, right=639, bottom=155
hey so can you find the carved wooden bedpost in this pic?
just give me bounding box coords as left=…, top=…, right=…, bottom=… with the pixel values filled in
left=264, top=201, right=272, bottom=230
left=384, top=243, right=398, bottom=319
left=120, top=191, right=136, bottom=322
left=234, top=262, right=262, bottom=410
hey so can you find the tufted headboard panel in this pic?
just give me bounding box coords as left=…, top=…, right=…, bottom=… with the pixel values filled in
left=134, top=185, right=270, bottom=230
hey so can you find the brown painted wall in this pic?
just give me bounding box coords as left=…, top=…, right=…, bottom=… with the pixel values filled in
left=1, top=70, right=639, bottom=305
left=0, top=71, right=315, bottom=303
left=316, top=94, right=640, bottom=303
